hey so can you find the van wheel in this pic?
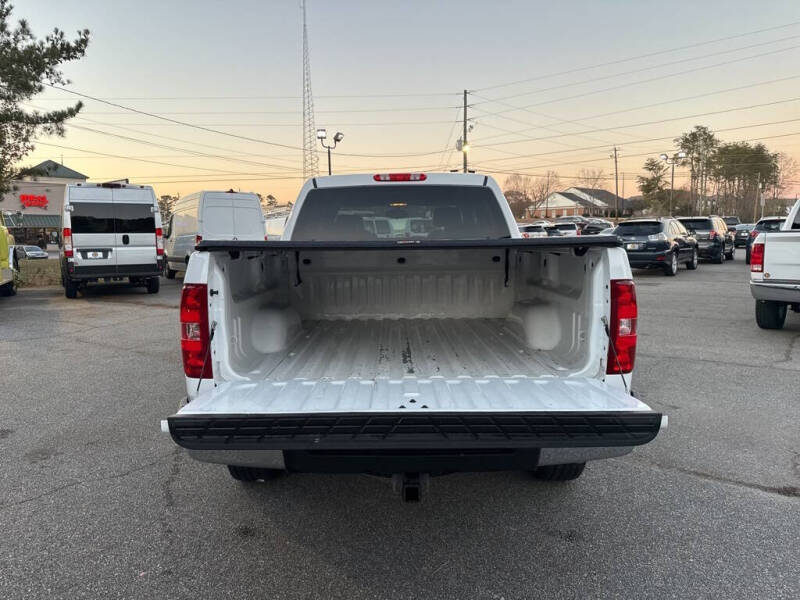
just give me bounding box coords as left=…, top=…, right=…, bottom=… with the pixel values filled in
left=755, top=300, right=787, bottom=330
left=146, top=277, right=160, bottom=294
left=725, top=246, right=735, bottom=261
left=164, top=262, right=176, bottom=279
left=64, top=278, right=78, bottom=299
left=227, top=465, right=283, bottom=482
left=531, top=462, right=586, bottom=481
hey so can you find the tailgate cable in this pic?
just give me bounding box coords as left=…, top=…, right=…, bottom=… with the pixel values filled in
left=196, top=321, right=217, bottom=394
left=601, top=316, right=629, bottom=395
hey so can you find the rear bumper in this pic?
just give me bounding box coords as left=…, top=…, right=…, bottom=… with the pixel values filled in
left=167, top=411, right=663, bottom=452
left=626, top=250, right=669, bottom=268
left=696, top=244, right=723, bottom=258
left=750, top=281, right=800, bottom=303
left=68, top=260, right=162, bottom=280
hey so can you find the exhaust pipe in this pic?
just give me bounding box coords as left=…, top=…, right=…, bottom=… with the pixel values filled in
left=392, top=472, right=429, bottom=503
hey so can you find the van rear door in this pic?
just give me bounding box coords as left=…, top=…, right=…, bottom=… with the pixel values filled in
left=232, top=197, right=265, bottom=240
left=113, top=187, right=158, bottom=271
left=200, top=194, right=235, bottom=240
left=68, top=186, right=116, bottom=273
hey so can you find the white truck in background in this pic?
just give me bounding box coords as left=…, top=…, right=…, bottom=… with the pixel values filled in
left=750, top=198, right=800, bottom=329
left=164, top=173, right=665, bottom=501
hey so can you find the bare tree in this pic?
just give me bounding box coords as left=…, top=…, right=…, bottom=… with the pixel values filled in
left=529, top=171, right=561, bottom=216
left=503, top=174, right=534, bottom=218
left=573, top=168, right=605, bottom=190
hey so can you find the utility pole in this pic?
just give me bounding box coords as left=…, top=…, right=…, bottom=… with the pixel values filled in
left=463, top=89, right=468, bottom=173
left=754, top=172, right=761, bottom=222
left=613, top=147, right=620, bottom=219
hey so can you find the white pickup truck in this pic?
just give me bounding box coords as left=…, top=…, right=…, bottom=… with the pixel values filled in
left=750, top=198, right=800, bottom=329
left=164, top=173, right=664, bottom=501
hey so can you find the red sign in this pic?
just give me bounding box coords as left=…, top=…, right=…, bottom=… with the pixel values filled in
left=20, top=194, right=48, bottom=209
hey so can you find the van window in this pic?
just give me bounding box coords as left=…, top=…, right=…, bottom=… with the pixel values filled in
left=114, top=203, right=155, bottom=233
left=71, top=202, right=115, bottom=234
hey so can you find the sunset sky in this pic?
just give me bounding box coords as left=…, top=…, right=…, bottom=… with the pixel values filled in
left=19, top=0, right=800, bottom=203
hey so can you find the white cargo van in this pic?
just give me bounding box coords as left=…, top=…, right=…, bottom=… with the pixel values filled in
left=61, top=183, right=163, bottom=298
left=163, top=191, right=266, bottom=279
left=164, top=173, right=665, bottom=501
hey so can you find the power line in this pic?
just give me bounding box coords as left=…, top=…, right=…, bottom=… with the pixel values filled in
left=474, top=20, right=800, bottom=92
left=470, top=74, right=800, bottom=145
left=473, top=34, right=800, bottom=106
left=81, top=105, right=461, bottom=115
left=470, top=43, right=800, bottom=122
left=473, top=96, right=800, bottom=151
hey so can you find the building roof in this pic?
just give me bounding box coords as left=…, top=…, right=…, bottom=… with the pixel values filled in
left=569, top=187, right=629, bottom=209
left=22, top=160, right=88, bottom=180
left=1, top=213, right=61, bottom=228
left=559, top=192, right=598, bottom=209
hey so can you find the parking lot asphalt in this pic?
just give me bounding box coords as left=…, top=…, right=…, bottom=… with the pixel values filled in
left=1, top=254, right=798, bottom=600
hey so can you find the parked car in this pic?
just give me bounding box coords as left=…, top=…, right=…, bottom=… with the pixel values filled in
left=582, top=218, right=614, bottom=235
left=734, top=223, right=754, bottom=247
left=616, top=217, right=698, bottom=276
left=677, top=216, right=734, bottom=263
left=517, top=223, right=548, bottom=238
left=60, top=182, right=164, bottom=298
left=15, top=245, right=48, bottom=260
left=551, top=222, right=581, bottom=236
left=163, top=172, right=664, bottom=500
left=749, top=199, right=800, bottom=329
left=722, top=216, right=741, bottom=229
left=554, top=215, right=588, bottom=230
left=745, top=216, right=786, bottom=263
left=163, top=190, right=267, bottom=279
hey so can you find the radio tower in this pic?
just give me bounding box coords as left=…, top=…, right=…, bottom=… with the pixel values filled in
left=301, top=0, right=319, bottom=178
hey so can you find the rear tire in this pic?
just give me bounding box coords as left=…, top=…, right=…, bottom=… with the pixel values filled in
left=227, top=465, right=283, bottom=482
left=745, top=248, right=751, bottom=265
left=164, top=259, right=176, bottom=279
left=0, top=280, right=16, bottom=296
left=714, top=248, right=724, bottom=264
left=146, top=277, right=160, bottom=294
left=64, top=278, right=78, bottom=299
left=686, top=248, right=698, bottom=270
left=664, top=252, right=678, bottom=276
left=755, top=300, right=787, bottom=330
left=532, top=462, right=586, bottom=481
left=725, top=245, right=735, bottom=261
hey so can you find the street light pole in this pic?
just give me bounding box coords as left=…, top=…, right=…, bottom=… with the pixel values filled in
left=316, top=129, right=344, bottom=176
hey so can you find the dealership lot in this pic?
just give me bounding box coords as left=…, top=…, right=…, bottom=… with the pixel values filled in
left=1, top=256, right=798, bottom=599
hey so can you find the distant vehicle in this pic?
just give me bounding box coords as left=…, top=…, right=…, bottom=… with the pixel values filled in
left=677, top=216, right=734, bottom=263
left=734, top=223, right=754, bottom=247
left=616, top=217, right=698, bottom=276
left=582, top=218, right=614, bottom=235
left=15, top=245, right=48, bottom=260
left=598, top=227, right=617, bottom=235
left=60, top=182, right=164, bottom=299
left=555, top=215, right=588, bottom=230
left=517, top=223, right=548, bottom=238
left=749, top=199, right=800, bottom=329
left=745, top=216, right=786, bottom=263
left=0, top=223, right=15, bottom=297
left=163, top=190, right=266, bottom=279
left=722, top=216, right=741, bottom=229
left=551, top=222, right=581, bottom=236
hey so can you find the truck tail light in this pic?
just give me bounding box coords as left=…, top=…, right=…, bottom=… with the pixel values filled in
left=180, top=283, right=212, bottom=379
left=750, top=242, right=765, bottom=272
left=750, top=229, right=759, bottom=238
left=607, top=279, right=637, bottom=375
left=373, top=173, right=427, bottom=182
left=63, top=227, right=73, bottom=258
left=195, top=234, right=203, bottom=245
left=155, top=227, right=164, bottom=255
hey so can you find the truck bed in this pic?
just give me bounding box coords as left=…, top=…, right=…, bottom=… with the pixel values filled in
left=257, top=318, right=559, bottom=380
